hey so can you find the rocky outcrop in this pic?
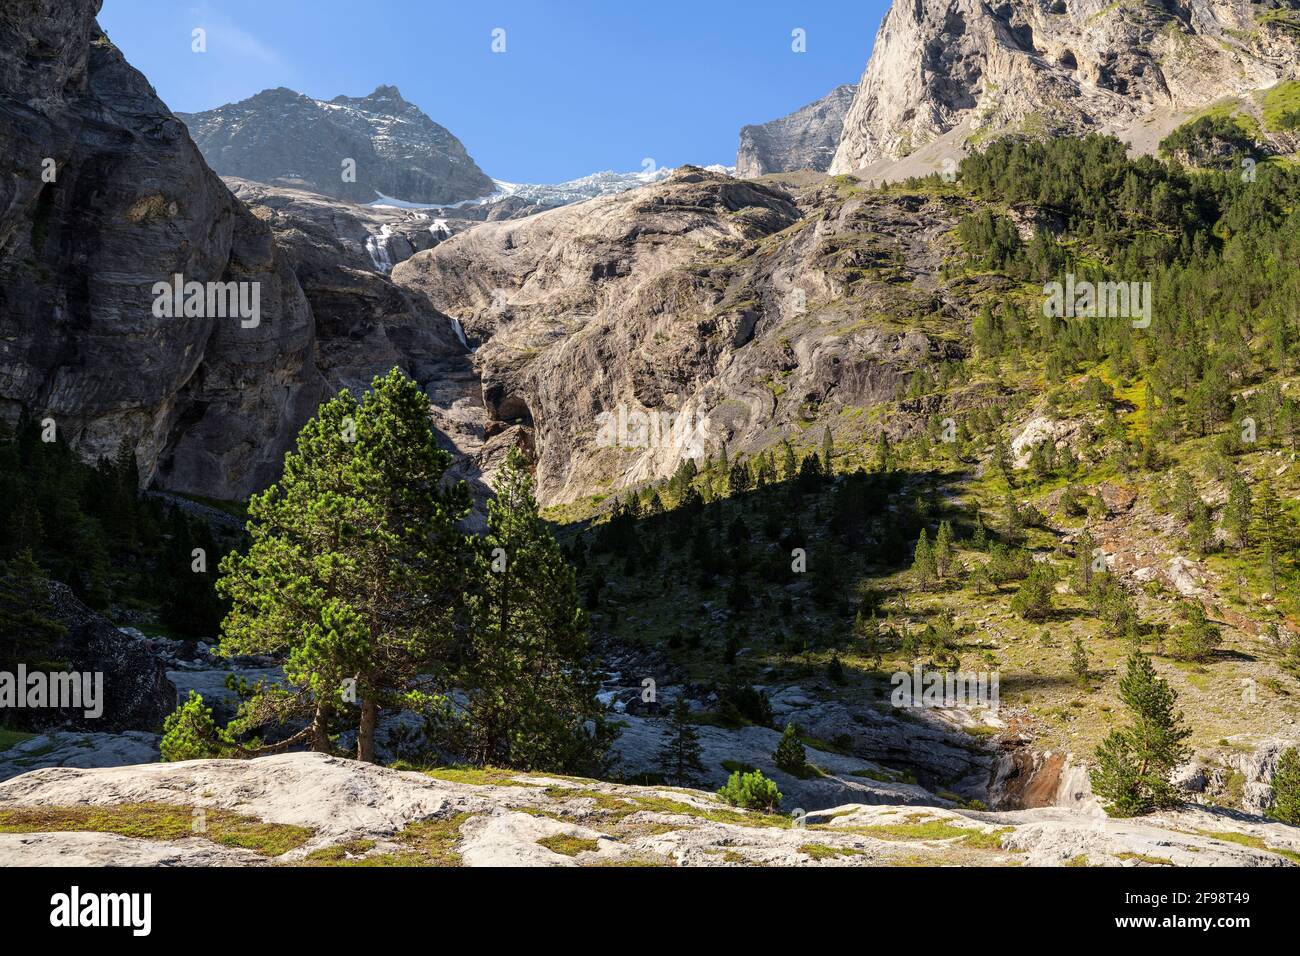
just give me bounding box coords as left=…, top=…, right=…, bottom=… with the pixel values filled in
left=737, top=84, right=857, bottom=178
left=41, top=582, right=174, bottom=733
left=611, top=712, right=942, bottom=810
left=829, top=0, right=1300, bottom=175
left=1172, top=736, right=1300, bottom=815
left=0, top=731, right=159, bottom=783
left=227, top=179, right=459, bottom=274
left=393, top=166, right=797, bottom=502
left=989, top=749, right=1095, bottom=810
left=225, top=178, right=513, bottom=509
left=1, top=751, right=1295, bottom=866
left=392, top=166, right=971, bottom=504
left=179, top=85, right=494, bottom=205
left=227, top=178, right=467, bottom=395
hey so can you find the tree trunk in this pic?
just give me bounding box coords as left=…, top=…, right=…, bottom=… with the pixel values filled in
left=357, top=696, right=378, bottom=763
left=309, top=701, right=331, bottom=753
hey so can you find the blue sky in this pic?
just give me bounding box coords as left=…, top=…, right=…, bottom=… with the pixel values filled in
left=98, top=1, right=888, bottom=183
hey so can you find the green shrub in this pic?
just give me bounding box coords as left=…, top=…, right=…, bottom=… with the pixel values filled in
left=1167, top=602, right=1220, bottom=662
left=1010, top=564, right=1055, bottom=620
left=160, top=691, right=235, bottom=762
left=773, top=723, right=808, bottom=775
left=717, top=770, right=782, bottom=812
left=718, top=681, right=772, bottom=727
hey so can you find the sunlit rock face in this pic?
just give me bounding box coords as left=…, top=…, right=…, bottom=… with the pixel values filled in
left=830, top=0, right=1300, bottom=174
left=737, top=84, right=858, bottom=178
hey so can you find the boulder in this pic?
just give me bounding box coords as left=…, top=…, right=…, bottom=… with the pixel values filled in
left=42, top=582, right=175, bottom=732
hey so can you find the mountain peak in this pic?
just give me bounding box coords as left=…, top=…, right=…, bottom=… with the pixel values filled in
left=366, top=84, right=405, bottom=102
left=244, top=86, right=313, bottom=105
left=181, top=85, right=494, bottom=204
left=331, top=84, right=409, bottom=110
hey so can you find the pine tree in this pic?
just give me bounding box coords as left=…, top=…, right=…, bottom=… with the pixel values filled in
left=160, top=515, right=226, bottom=638
left=911, top=529, right=937, bottom=591
left=1069, top=635, right=1089, bottom=682
left=1003, top=490, right=1023, bottom=543
left=993, top=434, right=1014, bottom=486
left=1256, top=480, right=1283, bottom=596
left=827, top=653, right=846, bottom=684
left=773, top=723, right=808, bottom=776
left=933, top=520, right=954, bottom=579
left=1074, top=528, right=1097, bottom=593
left=855, top=606, right=883, bottom=669
left=0, top=550, right=66, bottom=677
left=781, top=440, right=798, bottom=481
left=215, top=369, right=472, bottom=761
left=161, top=692, right=236, bottom=761
left=1170, top=469, right=1198, bottom=523
left=875, top=431, right=893, bottom=473
left=656, top=699, right=705, bottom=785
left=1091, top=650, right=1190, bottom=816
left=462, top=447, right=610, bottom=773
left=821, top=426, right=834, bottom=474
left=1168, top=601, right=1220, bottom=662
left=728, top=459, right=751, bottom=495
left=1225, top=473, right=1252, bottom=549
left=973, top=301, right=1002, bottom=357
left=1011, top=564, right=1055, bottom=620
left=679, top=483, right=703, bottom=515
left=1269, top=746, right=1300, bottom=826
left=1189, top=499, right=1214, bottom=556
left=669, top=456, right=697, bottom=504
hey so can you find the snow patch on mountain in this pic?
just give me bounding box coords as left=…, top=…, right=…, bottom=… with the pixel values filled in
left=371, top=164, right=734, bottom=212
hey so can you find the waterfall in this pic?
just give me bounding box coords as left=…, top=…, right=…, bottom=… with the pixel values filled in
left=450, top=317, right=472, bottom=352
left=364, top=225, right=395, bottom=273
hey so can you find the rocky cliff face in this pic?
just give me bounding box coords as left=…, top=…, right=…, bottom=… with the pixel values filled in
left=179, top=85, right=495, bottom=205
left=830, top=0, right=1300, bottom=174
left=0, top=0, right=331, bottom=499
left=227, top=179, right=457, bottom=274
left=0, top=1, right=472, bottom=501
left=392, top=166, right=970, bottom=504
left=226, top=180, right=465, bottom=401
left=736, top=84, right=858, bottom=178
left=228, top=178, right=510, bottom=511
